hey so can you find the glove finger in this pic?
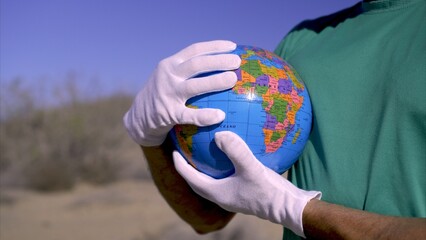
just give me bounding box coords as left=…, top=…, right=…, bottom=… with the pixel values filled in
left=173, top=40, right=237, bottom=62
left=176, top=54, right=241, bottom=79
left=214, top=131, right=263, bottom=173
left=173, top=151, right=218, bottom=197
left=182, top=71, right=237, bottom=99
left=179, top=107, right=225, bottom=126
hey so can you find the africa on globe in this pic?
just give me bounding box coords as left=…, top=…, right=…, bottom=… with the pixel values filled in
left=169, top=45, right=312, bottom=179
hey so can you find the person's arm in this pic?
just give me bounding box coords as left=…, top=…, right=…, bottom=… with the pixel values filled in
left=142, top=137, right=235, bottom=234
left=173, top=131, right=426, bottom=239
left=303, top=199, right=426, bottom=240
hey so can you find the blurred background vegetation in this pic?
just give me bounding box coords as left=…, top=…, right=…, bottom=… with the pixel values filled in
left=0, top=76, right=282, bottom=240
left=0, top=75, right=150, bottom=192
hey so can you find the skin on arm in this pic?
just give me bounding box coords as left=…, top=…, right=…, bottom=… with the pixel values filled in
left=303, top=199, right=426, bottom=240
left=141, top=136, right=235, bottom=234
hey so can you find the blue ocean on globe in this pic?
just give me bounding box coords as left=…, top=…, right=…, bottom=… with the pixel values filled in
left=169, top=45, right=312, bottom=179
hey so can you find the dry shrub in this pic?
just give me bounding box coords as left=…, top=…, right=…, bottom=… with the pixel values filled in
left=0, top=78, right=148, bottom=191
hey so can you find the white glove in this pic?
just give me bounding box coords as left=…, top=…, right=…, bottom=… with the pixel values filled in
left=124, top=40, right=241, bottom=146
left=173, top=131, right=321, bottom=238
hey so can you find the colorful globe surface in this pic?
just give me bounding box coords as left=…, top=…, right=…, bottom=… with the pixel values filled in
left=169, top=45, right=312, bottom=179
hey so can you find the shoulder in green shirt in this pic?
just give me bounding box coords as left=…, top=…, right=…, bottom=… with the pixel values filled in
left=274, top=0, right=426, bottom=238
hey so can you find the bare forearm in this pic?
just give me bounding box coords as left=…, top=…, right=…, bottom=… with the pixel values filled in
left=303, top=199, right=426, bottom=239
left=142, top=137, right=235, bottom=233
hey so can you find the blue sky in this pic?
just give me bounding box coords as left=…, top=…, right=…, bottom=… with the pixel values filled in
left=1, top=0, right=360, bottom=99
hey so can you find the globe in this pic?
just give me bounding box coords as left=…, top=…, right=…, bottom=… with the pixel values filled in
left=169, top=45, right=312, bottom=179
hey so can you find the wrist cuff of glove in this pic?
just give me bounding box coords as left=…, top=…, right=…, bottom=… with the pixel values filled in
left=126, top=127, right=167, bottom=147
left=123, top=111, right=167, bottom=147
left=288, top=190, right=322, bottom=238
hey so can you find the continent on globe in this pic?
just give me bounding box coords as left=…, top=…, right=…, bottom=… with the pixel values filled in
left=169, top=45, right=312, bottom=179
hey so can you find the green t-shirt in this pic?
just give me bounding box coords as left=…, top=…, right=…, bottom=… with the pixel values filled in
left=274, top=0, right=426, bottom=238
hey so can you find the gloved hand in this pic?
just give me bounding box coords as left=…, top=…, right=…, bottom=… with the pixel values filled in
left=124, top=40, right=241, bottom=146
left=173, top=131, right=321, bottom=238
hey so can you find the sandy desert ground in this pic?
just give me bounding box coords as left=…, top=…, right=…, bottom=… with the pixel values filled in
left=0, top=180, right=283, bottom=240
